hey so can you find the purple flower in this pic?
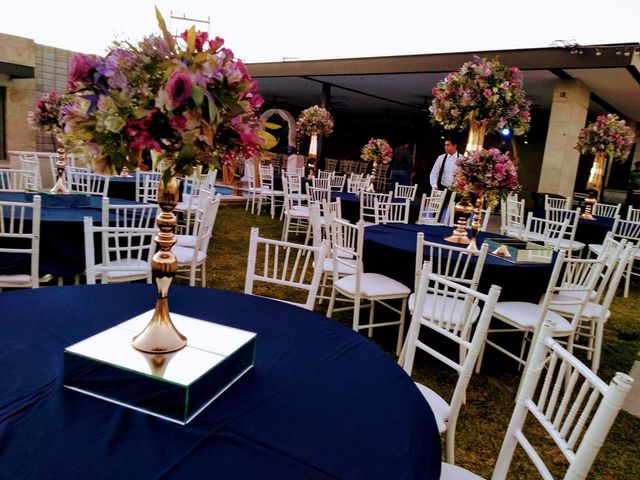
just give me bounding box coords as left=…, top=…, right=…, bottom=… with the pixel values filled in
left=68, top=53, right=99, bottom=90
left=167, top=71, right=193, bottom=106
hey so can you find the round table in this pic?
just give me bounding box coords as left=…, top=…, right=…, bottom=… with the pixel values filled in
left=530, top=209, right=615, bottom=245
left=0, top=192, right=141, bottom=277
left=364, top=223, right=556, bottom=302
left=0, top=285, right=441, bottom=480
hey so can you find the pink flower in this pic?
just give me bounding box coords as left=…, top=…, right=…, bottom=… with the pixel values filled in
left=167, top=71, right=193, bottom=106
left=208, top=36, right=224, bottom=52
left=68, top=53, right=99, bottom=90
left=180, top=30, right=209, bottom=51
left=482, top=88, right=493, bottom=99
left=169, top=114, right=187, bottom=132
left=130, top=131, right=162, bottom=151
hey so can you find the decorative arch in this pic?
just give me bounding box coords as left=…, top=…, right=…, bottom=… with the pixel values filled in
left=260, top=108, right=297, bottom=148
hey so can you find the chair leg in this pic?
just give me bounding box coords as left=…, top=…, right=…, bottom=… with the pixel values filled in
left=624, top=261, right=632, bottom=298
left=368, top=300, right=376, bottom=338
left=200, top=263, right=206, bottom=288
left=396, top=297, right=407, bottom=357
left=270, top=194, right=276, bottom=219
left=592, top=319, right=605, bottom=373
left=352, top=297, right=361, bottom=332
left=327, top=288, right=337, bottom=317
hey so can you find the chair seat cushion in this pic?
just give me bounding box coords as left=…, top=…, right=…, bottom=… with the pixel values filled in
left=549, top=294, right=608, bottom=320
left=175, top=234, right=197, bottom=248
left=414, top=382, right=449, bottom=433
left=173, top=245, right=207, bottom=265
left=0, top=274, right=32, bottom=285
left=439, top=463, right=484, bottom=480
left=335, top=273, right=411, bottom=298
left=588, top=244, right=603, bottom=256
left=556, top=239, right=586, bottom=251
left=494, top=302, right=573, bottom=334
left=408, top=293, right=481, bottom=325
left=96, top=259, right=150, bottom=281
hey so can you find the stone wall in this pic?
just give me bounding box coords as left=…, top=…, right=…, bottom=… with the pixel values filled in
left=0, top=32, right=36, bottom=156
left=35, top=44, right=74, bottom=152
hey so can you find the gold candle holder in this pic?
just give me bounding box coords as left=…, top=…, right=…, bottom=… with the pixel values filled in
left=445, top=197, right=473, bottom=244
left=50, top=130, right=69, bottom=194
left=132, top=175, right=187, bottom=353
left=580, top=196, right=597, bottom=221
left=467, top=197, right=484, bottom=252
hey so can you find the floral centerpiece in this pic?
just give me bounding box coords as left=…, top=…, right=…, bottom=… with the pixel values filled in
left=575, top=113, right=635, bottom=193
left=360, top=138, right=392, bottom=164
left=296, top=105, right=334, bottom=136
left=450, top=148, right=520, bottom=208
left=576, top=113, right=634, bottom=160
left=28, top=92, right=71, bottom=134
left=62, top=8, right=272, bottom=179
left=430, top=56, right=531, bottom=151
left=28, top=92, right=73, bottom=192
left=59, top=9, right=275, bottom=354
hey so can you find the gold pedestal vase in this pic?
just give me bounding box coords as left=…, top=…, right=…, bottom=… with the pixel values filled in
left=50, top=130, right=69, bottom=194
left=467, top=196, right=484, bottom=252
left=587, top=152, right=606, bottom=193
left=307, top=132, right=318, bottom=178
left=580, top=196, right=597, bottom=221
left=367, top=160, right=379, bottom=192
left=132, top=175, right=188, bottom=353
left=445, top=196, right=474, bottom=244
left=465, top=121, right=487, bottom=154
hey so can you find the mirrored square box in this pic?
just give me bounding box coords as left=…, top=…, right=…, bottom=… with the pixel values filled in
left=63, top=311, right=256, bottom=425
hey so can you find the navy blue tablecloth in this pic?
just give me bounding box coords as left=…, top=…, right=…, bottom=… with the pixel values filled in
left=364, top=224, right=555, bottom=302
left=0, top=192, right=141, bottom=277
left=0, top=285, right=441, bottom=479
left=332, top=192, right=421, bottom=224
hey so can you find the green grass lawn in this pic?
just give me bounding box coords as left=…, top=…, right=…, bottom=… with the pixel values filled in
left=198, top=202, right=640, bottom=479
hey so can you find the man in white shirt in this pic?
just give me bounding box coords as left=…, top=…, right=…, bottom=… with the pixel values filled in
left=429, top=138, right=461, bottom=222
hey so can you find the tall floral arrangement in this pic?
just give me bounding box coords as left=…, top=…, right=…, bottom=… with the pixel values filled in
left=451, top=148, right=520, bottom=208
left=430, top=56, right=531, bottom=136
left=575, top=113, right=635, bottom=161
left=360, top=138, right=392, bottom=164
left=296, top=106, right=334, bottom=136
left=27, top=92, right=71, bottom=134
left=61, top=8, right=273, bottom=177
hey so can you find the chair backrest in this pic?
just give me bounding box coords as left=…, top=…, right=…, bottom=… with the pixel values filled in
left=134, top=170, right=161, bottom=203
left=328, top=216, right=364, bottom=287
left=325, top=158, right=338, bottom=172
left=67, top=167, right=110, bottom=197
left=0, top=169, right=35, bottom=191
left=317, top=170, right=333, bottom=180
left=18, top=154, right=42, bottom=190
left=286, top=166, right=305, bottom=178
left=101, top=197, right=158, bottom=229
left=492, top=320, right=633, bottom=480
left=307, top=185, right=331, bottom=205
left=341, top=159, right=356, bottom=174
left=592, top=202, right=621, bottom=219
left=374, top=163, right=390, bottom=191
left=329, top=173, right=347, bottom=192
left=190, top=194, right=222, bottom=256
left=244, top=227, right=329, bottom=310
left=374, top=198, right=410, bottom=224
left=281, top=173, right=305, bottom=211
left=393, top=183, right=418, bottom=201
left=544, top=207, right=580, bottom=242
left=403, top=261, right=501, bottom=462
left=591, top=233, right=627, bottom=302
left=626, top=206, right=640, bottom=222
left=0, top=195, right=41, bottom=288
left=347, top=175, right=369, bottom=194
left=311, top=177, right=331, bottom=190
left=360, top=191, right=392, bottom=224
left=611, top=216, right=640, bottom=244
left=417, top=192, right=447, bottom=225
left=259, top=164, right=275, bottom=188
left=441, top=192, right=459, bottom=227
left=522, top=212, right=570, bottom=250
left=544, top=194, right=571, bottom=211
left=500, top=196, right=526, bottom=237
left=415, top=233, right=488, bottom=291
left=83, top=216, right=156, bottom=285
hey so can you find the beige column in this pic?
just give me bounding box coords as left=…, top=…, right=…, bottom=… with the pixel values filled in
left=538, top=79, right=591, bottom=197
